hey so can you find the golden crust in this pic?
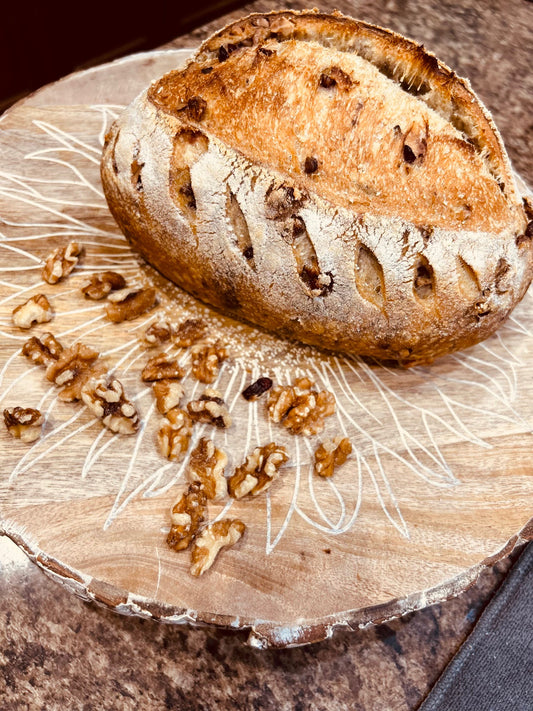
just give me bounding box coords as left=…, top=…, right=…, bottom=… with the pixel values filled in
left=100, top=10, right=533, bottom=365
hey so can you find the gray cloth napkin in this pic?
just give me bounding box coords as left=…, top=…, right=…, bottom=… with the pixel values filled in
left=419, top=542, right=533, bottom=711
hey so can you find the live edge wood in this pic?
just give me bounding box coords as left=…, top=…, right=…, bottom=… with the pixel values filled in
left=1, top=0, right=532, bottom=656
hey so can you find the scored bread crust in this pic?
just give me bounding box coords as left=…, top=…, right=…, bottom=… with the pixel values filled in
left=100, top=9, right=533, bottom=365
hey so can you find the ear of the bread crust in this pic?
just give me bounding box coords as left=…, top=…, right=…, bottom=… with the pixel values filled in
left=190, top=10, right=521, bottom=208
left=147, top=10, right=527, bottom=241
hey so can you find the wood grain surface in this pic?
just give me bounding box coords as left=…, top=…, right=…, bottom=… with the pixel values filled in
left=0, top=47, right=532, bottom=648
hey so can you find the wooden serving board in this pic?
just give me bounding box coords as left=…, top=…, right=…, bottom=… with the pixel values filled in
left=0, top=50, right=532, bottom=648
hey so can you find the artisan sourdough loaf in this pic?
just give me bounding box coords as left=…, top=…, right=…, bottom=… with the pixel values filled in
left=100, top=9, right=533, bottom=365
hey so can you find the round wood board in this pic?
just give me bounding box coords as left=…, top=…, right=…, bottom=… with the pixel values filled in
left=0, top=49, right=532, bottom=649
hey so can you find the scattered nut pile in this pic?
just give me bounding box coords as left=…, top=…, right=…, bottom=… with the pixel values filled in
left=162, top=372, right=350, bottom=576
left=4, top=244, right=352, bottom=577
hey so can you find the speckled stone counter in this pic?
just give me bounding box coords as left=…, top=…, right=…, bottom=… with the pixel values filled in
left=0, top=536, right=520, bottom=710
left=1, top=1, right=532, bottom=708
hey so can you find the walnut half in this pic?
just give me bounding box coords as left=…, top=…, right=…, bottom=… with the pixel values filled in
left=22, top=332, right=63, bottom=366
left=228, top=443, right=289, bottom=498
left=190, top=519, right=246, bottom=577
left=42, top=241, right=83, bottom=284
left=3, top=407, right=43, bottom=443
left=190, top=341, right=228, bottom=383
left=141, top=353, right=184, bottom=382
left=158, top=408, right=193, bottom=461
left=173, top=318, right=207, bottom=347
left=267, top=377, right=336, bottom=436
left=81, top=271, right=126, bottom=300
left=45, top=342, right=104, bottom=401
left=81, top=376, right=139, bottom=434
left=166, top=482, right=207, bottom=552
left=141, top=320, right=173, bottom=348
left=314, top=437, right=352, bottom=477
left=153, top=379, right=184, bottom=415
left=105, top=287, right=157, bottom=323
left=12, top=294, right=53, bottom=330
left=187, top=388, right=232, bottom=429
left=186, top=437, right=228, bottom=500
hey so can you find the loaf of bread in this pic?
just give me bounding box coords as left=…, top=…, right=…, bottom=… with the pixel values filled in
left=100, top=10, right=533, bottom=365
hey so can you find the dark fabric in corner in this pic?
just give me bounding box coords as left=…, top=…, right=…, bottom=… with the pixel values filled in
left=420, top=543, right=533, bottom=711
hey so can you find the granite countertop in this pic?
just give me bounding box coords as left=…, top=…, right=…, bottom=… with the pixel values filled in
left=1, top=1, right=532, bottom=708
left=0, top=535, right=520, bottom=710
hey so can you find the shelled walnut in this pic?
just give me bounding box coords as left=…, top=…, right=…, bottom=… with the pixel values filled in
left=190, top=341, right=227, bottom=383
left=3, top=407, right=43, bottom=443
left=105, top=287, right=157, bottom=323
left=174, top=318, right=207, bottom=347
left=187, top=388, right=232, bottom=429
left=228, top=443, right=289, bottom=498
left=186, top=437, right=228, bottom=500
left=153, top=379, right=184, bottom=414
left=190, top=519, right=246, bottom=577
left=81, top=271, right=126, bottom=300
left=158, top=408, right=193, bottom=461
left=45, top=342, right=104, bottom=401
left=141, top=353, right=184, bottom=382
left=42, top=242, right=83, bottom=284
left=267, top=377, right=335, bottom=436
left=81, top=376, right=139, bottom=434
left=141, top=320, right=173, bottom=348
left=166, top=482, right=207, bottom=551
left=22, top=332, right=63, bottom=366
left=12, top=294, right=53, bottom=330
left=314, top=437, right=352, bottom=477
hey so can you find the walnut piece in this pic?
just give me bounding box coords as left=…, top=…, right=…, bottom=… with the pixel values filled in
left=22, top=332, right=63, bottom=366
left=268, top=15, right=295, bottom=38
left=228, top=443, right=288, bottom=499
left=3, top=407, right=44, bottom=443
left=319, top=66, right=354, bottom=91
left=45, top=342, right=103, bottom=401
left=166, top=482, right=207, bottom=551
left=186, top=437, right=228, bottom=500
left=158, top=408, right=193, bottom=461
left=12, top=294, right=53, bottom=330
left=81, top=376, right=139, bottom=434
left=105, top=287, right=157, bottom=323
left=267, top=377, right=336, bottom=436
left=190, top=519, right=245, bottom=577
left=174, top=318, right=207, bottom=347
left=190, top=341, right=227, bottom=383
left=314, top=437, right=352, bottom=477
left=153, top=379, right=184, bottom=414
left=42, top=242, right=83, bottom=284
left=187, top=388, right=232, bottom=429
left=81, top=271, right=126, bottom=300
left=141, top=352, right=185, bottom=382
left=141, top=320, right=173, bottom=348
left=265, top=182, right=306, bottom=220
